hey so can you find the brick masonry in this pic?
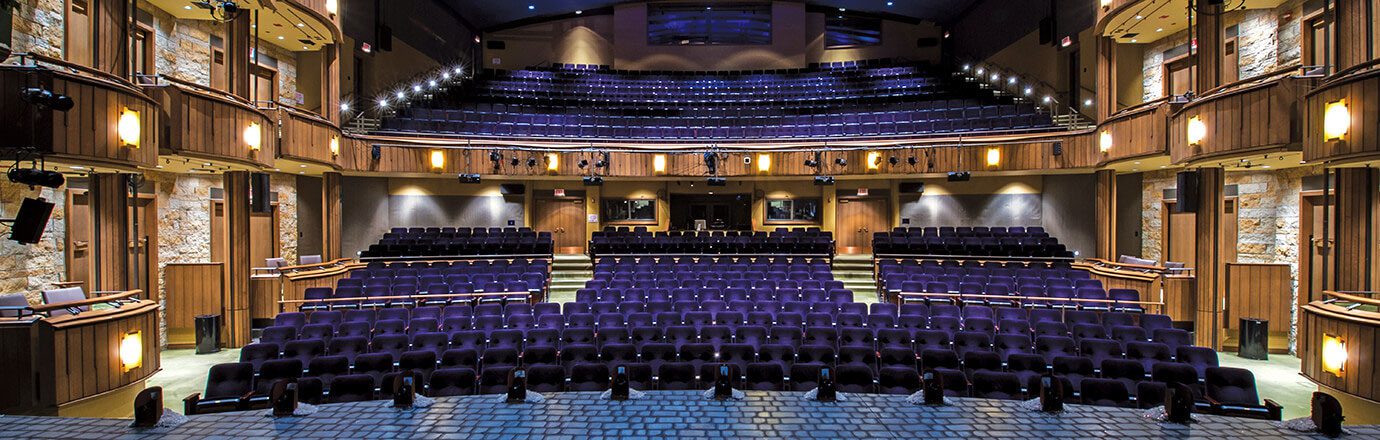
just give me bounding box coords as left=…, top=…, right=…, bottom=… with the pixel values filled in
left=0, top=391, right=1374, bottom=438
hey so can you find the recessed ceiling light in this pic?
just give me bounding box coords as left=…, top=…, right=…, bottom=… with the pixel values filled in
left=1131, top=39, right=1138, bottom=43
left=887, top=1, right=894, bottom=5
left=277, top=36, right=285, bottom=40
left=297, top=23, right=305, bottom=27
left=184, top=5, right=192, bottom=9
left=527, top=5, right=534, bottom=10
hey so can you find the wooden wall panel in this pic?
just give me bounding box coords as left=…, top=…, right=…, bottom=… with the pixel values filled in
left=322, top=172, right=342, bottom=260
left=1163, top=275, right=1196, bottom=322
left=1225, top=263, right=1294, bottom=352
left=1096, top=101, right=1169, bottom=163
left=89, top=174, right=129, bottom=292
left=1305, top=69, right=1380, bottom=163
left=146, top=83, right=276, bottom=168
left=278, top=107, right=341, bottom=166
left=1194, top=167, right=1225, bottom=349
left=1169, top=75, right=1307, bottom=164
left=1300, top=303, right=1380, bottom=403
left=281, top=262, right=364, bottom=313
left=1335, top=0, right=1377, bottom=70
left=0, top=68, right=160, bottom=169
left=1332, top=168, right=1377, bottom=291
left=1095, top=169, right=1116, bottom=259
left=250, top=276, right=282, bottom=323
left=163, top=263, right=224, bottom=348
left=223, top=171, right=252, bottom=348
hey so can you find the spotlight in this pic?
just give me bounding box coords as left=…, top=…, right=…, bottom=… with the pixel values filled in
left=702, top=152, right=718, bottom=175
left=510, top=156, right=520, bottom=167
left=888, top=156, right=899, bottom=166
left=834, top=157, right=847, bottom=167
left=577, top=159, right=589, bottom=169
left=907, top=156, right=918, bottom=166
left=595, top=152, right=609, bottom=168
left=20, top=88, right=74, bottom=112
left=458, top=173, right=482, bottom=184
left=947, top=171, right=971, bottom=182
left=526, top=157, right=537, bottom=167
left=582, top=176, right=604, bottom=186
left=489, top=151, right=502, bottom=168
left=706, top=177, right=727, bottom=186
left=8, top=168, right=65, bottom=188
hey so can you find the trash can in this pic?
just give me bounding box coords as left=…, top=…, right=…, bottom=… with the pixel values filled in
left=195, top=314, right=222, bottom=354
left=1238, top=317, right=1268, bottom=360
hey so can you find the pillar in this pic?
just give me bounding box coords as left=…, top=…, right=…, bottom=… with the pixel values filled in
left=1095, top=169, right=1117, bottom=260
left=89, top=173, right=130, bottom=293
left=227, top=15, right=253, bottom=101
left=1331, top=168, right=1378, bottom=291
left=321, top=172, right=342, bottom=260
left=1194, top=3, right=1224, bottom=93
left=1193, top=167, right=1225, bottom=349
left=1096, top=36, right=1118, bottom=121
left=223, top=171, right=252, bottom=347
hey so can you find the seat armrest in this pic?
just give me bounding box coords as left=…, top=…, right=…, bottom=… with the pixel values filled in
left=183, top=393, right=202, bottom=415
left=1264, top=398, right=1284, bottom=420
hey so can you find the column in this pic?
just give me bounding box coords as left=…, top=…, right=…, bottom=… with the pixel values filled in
left=1194, top=3, right=1224, bottom=93
left=321, top=172, right=343, bottom=260
left=1332, top=168, right=1377, bottom=291
left=1095, top=169, right=1117, bottom=260
left=89, top=173, right=130, bottom=292
left=223, top=171, right=252, bottom=347
left=1193, top=167, right=1225, bottom=349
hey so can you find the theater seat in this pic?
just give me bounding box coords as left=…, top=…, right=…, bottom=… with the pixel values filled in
left=184, top=362, right=255, bottom=415
left=428, top=368, right=477, bottom=397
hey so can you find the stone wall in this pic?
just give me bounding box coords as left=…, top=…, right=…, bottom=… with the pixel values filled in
left=1137, top=166, right=1322, bottom=353
left=9, top=0, right=64, bottom=58
left=1141, top=1, right=1304, bottom=102
left=271, top=173, right=299, bottom=264
left=1141, top=31, right=1188, bottom=102
left=145, top=4, right=218, bottom=87
left=0, top=181, right=65, bottom=305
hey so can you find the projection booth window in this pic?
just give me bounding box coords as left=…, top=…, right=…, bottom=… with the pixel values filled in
left=826, top=14, right=882, bottom=48
left=603, top=198, right=658, bottom=223
left=648, top=3, right=772, bottom=46
left=766, top=198, right=821, bottom=223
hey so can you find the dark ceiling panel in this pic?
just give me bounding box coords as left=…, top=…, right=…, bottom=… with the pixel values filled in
left=443, top=0, right=980, bottom=30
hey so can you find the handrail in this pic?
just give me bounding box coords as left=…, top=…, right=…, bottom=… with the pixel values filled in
left=1102, top=97, right=1170, bottom=124
left=26, top=290, right=144, bottom=314
left=278, top=291, right=530, bottom=305
left=281, top=104, right=340, bottom=130
left=1314, top=58, right=1380, bottom=90
left=1176, top=67, right=1304, bottom=115
left=1198, top=63, right=1302, bottom=98
left=6, top=52, right=136, bottom=88
left=3, top=53, right=158, bottom=106
left=278, top=258, right=355, bottom=273
left=873, top=254, right=1075, bottom=263
left=896, top=291, right=1163, bottom=307
left=358, top=253, right=555, bottom=262
left=144, top=74, right=271, bottom=118
left=1322, top=290, right=1380, bottom=307
left=1084, top=257, right=1168, bottom=272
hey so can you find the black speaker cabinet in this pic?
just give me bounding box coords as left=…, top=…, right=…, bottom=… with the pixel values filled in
left=713, top=364, right=733, bottom=400
left=1175, top=171, right=1200, bottom=213
left=131, top=386, right=163, bottom=427
left=1165, top=382, right=1194, bottom=424
left=922, top=370, right=945, bottom=405
left=506, top=368, right=528, bottom=403
left=1039, top=374, right=1064, bottom=412
left=10, top=197, right=54, bottom=244
left=499, top=183, right=526, bottom=195
left=610, top=365, right=630, bottom=400
left=250, top=172, right=271, bottom=213
left=393, top=373, right=415, bottom=408
left=815, top=367, right=836, bottom=402
left=898, top=182, right=925, bottom=194
left=1311, top=391, right=1344, bottom=437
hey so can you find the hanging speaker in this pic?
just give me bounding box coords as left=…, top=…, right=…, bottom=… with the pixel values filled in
left=499, top=183, right=526, bottom=195
left=1038, top=16, right=1055, bottom=45
left=250, top=172, right=271, bottom=213
left=1175, top=171, right=1200, bottom=213
left=10, top=197, right=54, bottom=244
left=130, top=386, right=163, bottom=427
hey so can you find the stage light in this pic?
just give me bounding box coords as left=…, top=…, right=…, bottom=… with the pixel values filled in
left=377, top=98, right=388, bottom=108
left=888, top=156, right=898, bottom=166
left=430, top=150, right=445, bottom=170
left=947, top=171, right=971, bottom=182
left=546, top=153, right=559, bottom=172
left=1324, top=99, right=1350, bottom=141
left=835, top=157, right=847, bottom=167
left=866, top=151, right=881, bottom=170
left=907, top=156, right=917, bottom=166
left=985, top=147, right=1000, bottom=167
left=117, top=109, right=141, bottom=147
left=510, top=156, right=520, bottom=167
left=583, top=176, right=604, bottom=186
left=245, top=123, right=262, bottom=151
left=1100, top=130, right=1113, bottom=153
left=653, top=154, right=667, bottom=174
left=489, top=150, right=502, bottom=168
left=527, top=157, right=537, bottom=167
left=1322, top=334, right=1347, bottom=377
left=20, top=87, right=74, bottom=111
left=329, top=136, right=339, bottom=157
left=577, top=159, right=589, bottom=169
left=1187, top=116, right=1207, bottom=146
left=120, top=331, right=143, bottom=371
left=340, top=102, right=350, bottom=112
left=813, top=176, right=834, bottom=185
left=757, top=153, right=771, bottom=172
left=703, top=152, right=718, bottom=175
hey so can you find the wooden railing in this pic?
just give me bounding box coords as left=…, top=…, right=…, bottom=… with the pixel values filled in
left=894, top=291, right=1163, bottom=314
left=1299, top=291, right=1380, bottom=404
left=279, top=291, right=534, bottom=311
left=277, top=105, right=342, bottom=167
left=1304, top=59, right=1380, bottom=163
left=1168, top=66, right=1312, bottom=164
left=1094, top=99, right=1170, bottom=165
left=142, top=75, right=277, bottom=168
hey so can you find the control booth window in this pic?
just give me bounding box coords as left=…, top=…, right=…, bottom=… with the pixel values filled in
left=648, top=3, right=772, bottom=46
left=603, top=198, right=658, bottom=224
left=766, top=198, right=821, bottom=224
left=826, top=14, right=882, bottom=48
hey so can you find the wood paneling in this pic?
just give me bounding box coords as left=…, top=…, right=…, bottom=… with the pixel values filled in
left=836, top=197, right=888, bottom=254
left=0, top=67, right=160, bottom=169
left=1334, top=0, right=1377, bottom=70
left=1194, top=167, right=1225, bottom=349
left=1331, top=168, right=1377, bottom=291
left=1095, top=170, right=1116, bottom=259
left=281, top=261, right=366, bottom=313
left=250, top=276, right=283, bottom=324
left=1163, top=275, right=1197, bottom=322
left=1304, top=67, right=1380, bottom=163
left=222, top=171, right=252, bottom=347
left=89, top=174, right=129, bottom=292
left=278, top=106, right=341, bottom=167
left=0, top=298, right=160, bottom=415
left=322, top=172, right=342, bottom=260
left=1224, top=263, right=1294, bottom=353
left=1169, top=74, right=1308, bottom=164
left=1300, top=300, right=1380, bottom=403
left=163, top=263, right=224, bottom=348
left=1195, top=3, right=1225, bottom=93
left=145, top=81, right=276, bottom=168
left=1096, top=101, right=1170, bottom=164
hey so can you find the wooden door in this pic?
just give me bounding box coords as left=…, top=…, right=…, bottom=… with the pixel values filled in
left=211, top=48, right=228, bottom=91
left=1223, top=38, right=1239, bottom=83
left=65, top=0, right=93, bottom=68
left=212, top=201, right=280, bottom=267
left=1299, top=192, right=1334, bottom=306
left=534, top=198, right=585, bottom=253
left=252, top=66, right=277, bottom=105
left=64, top=190, right=93, bottom=290
left=836, top=198, right=888, bottom=254
left=127, top=195, right=158, bottom=300
left=1162, top=198, right=1239, bottom=267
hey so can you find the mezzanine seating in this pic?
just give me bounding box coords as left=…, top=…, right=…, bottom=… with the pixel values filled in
left=359, top=227, right=553, bottom=259
left=876, top=258, right=1142, bottom=312
left=295, top=259, right=550, bottom=311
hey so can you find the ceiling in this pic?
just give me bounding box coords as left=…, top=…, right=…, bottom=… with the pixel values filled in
left=1101, top=0, right=1286, bottom=44
left=444, top=0, right=980, bottom=30
left=146, top=0, right=337, bottom=52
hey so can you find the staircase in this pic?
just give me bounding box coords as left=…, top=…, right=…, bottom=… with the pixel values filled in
left=832, top=254, right=879, bottom=304
left=547, top=254, right=592, bottom=304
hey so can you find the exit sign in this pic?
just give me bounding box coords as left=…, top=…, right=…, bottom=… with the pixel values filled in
left=856, top=188, right=869, bottom=197
left=554, top=188, right=566, bottom=197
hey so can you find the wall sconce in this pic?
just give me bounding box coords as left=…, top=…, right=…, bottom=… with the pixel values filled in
left=866, top=151, right=881, bottom=171
left=985, top=147, right=1001, bottom=167
left=117, top=108, right=140, bottom=148
left=245, top=122, right=262, bottom=151
left=1187, top=116, right=1206, bottom=146
left=652, top=154, right=667, bottom=174
left=329, top=136, right=340, bottom=157
left=1100, top=0, right=1113, bottom=8
left=757, top=153, right=771, bottom=173
left=1321, top=333, right=1347, bottom=377
left=325, top=0, right=338, bottom=14
left=120, top=331, right=143, bottom=372
left=429, top=150, right=445, bottom=170
left=546, top=153, right=560, bottom=172
left=1099, top=130, right=1113, bottom=153
left=1323, top=99, right=1350, bottom=141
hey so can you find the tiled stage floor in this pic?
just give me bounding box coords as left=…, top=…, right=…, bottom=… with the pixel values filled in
left=2, top=391, right=1373, bottom=439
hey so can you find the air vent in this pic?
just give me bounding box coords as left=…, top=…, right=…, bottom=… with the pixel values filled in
left=1122, top=33, right=1139, bottom=39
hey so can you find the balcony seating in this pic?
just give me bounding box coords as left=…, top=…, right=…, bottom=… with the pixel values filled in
left=872, top=226, right=1072, bottom=258
left=589, top=228, right=833, bottom=257
left=360, top=227, right=552, bottom=259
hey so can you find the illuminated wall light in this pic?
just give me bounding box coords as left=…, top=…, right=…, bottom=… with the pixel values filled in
left=757, top=153, right=771, bottom=173
left=329, top=136, right=339, bottom=157
left=1323, top=99, right=1350, bottom=141
left=1101, top=0, right=1112, bottom=7
left=1321, top=333, right=1347, bottom=377
left=546, top=153, right=560, bottom=172
left=429, top=150, right=445, bottom=170
left=117, top=108, right=140, bottom=148
left=1187, top=116, right=1207, bottom=146
left=120, top=331, right=143, bottom=372
left=652, top=154, right=667, bottom=174
left=1099, top=130, right=1113, bottom=153
left=985, top=147, right=1001, bottom=167
left=325, top=0, right=338, bottom=14
left=866, top=151, right=882, bottom=170
left=244, top=123, right=262, bottom=151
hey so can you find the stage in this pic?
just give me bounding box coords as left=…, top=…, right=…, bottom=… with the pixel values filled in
left=1, top=390, right=1373, bottom=439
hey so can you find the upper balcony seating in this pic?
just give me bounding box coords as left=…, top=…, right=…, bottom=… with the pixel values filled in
left=376, top=62, right=1057, bottom=140
left=589, top=228, right=833, bottom=257
left=872, top=226, right=1072, bottom=258
left=360, top=227, right=553, bottom=259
